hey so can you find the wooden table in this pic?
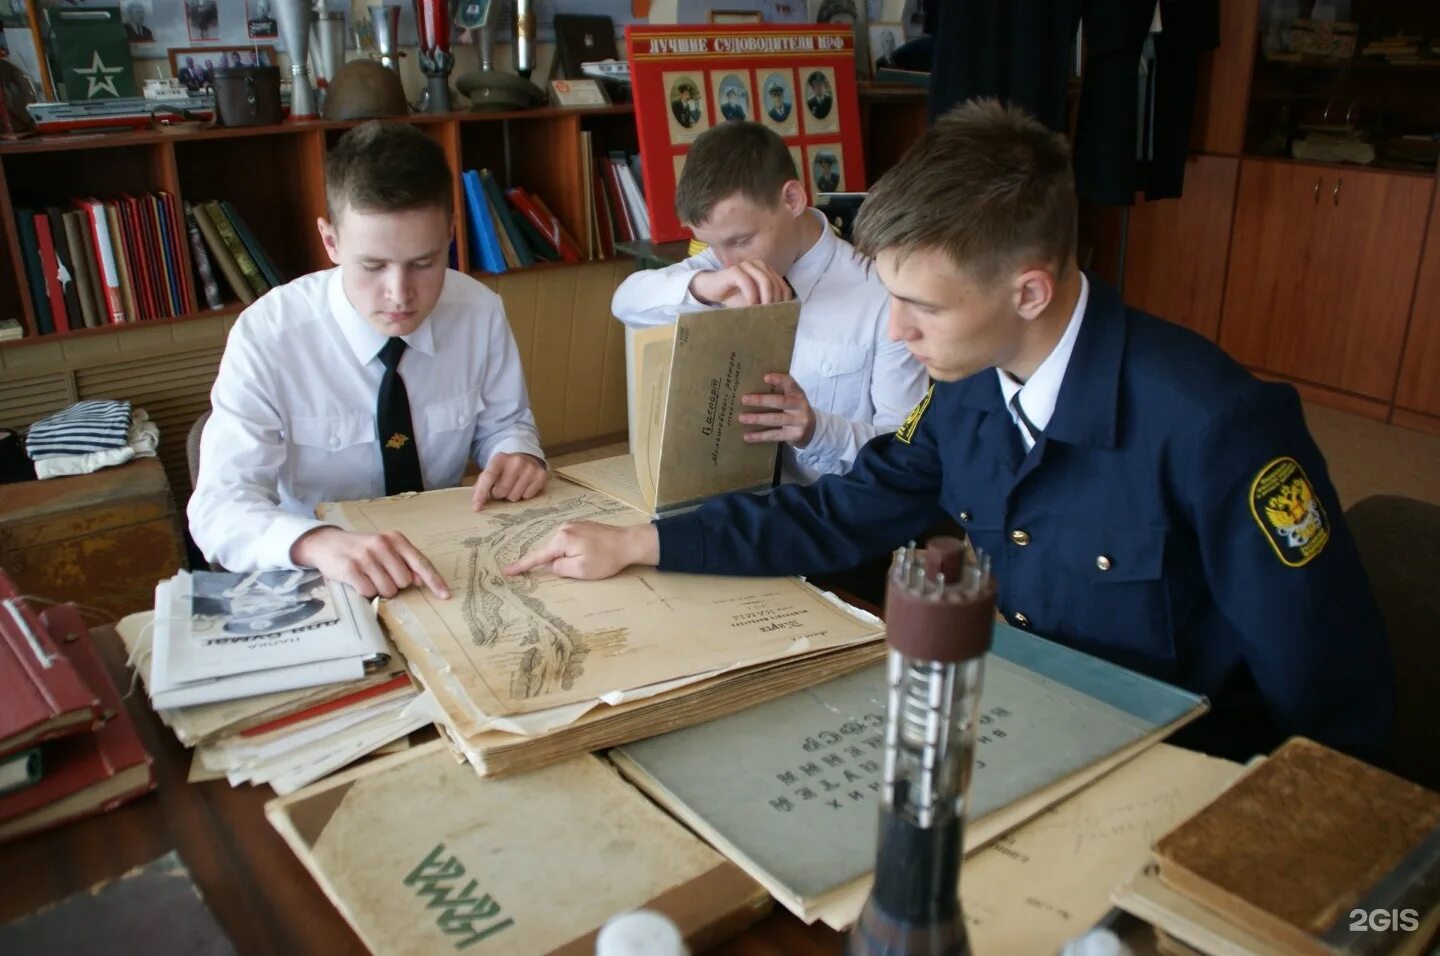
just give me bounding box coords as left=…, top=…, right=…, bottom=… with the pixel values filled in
left=0, top=624, right=846, bottom=955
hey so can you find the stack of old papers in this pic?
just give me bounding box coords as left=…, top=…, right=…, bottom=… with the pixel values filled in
left=117, top=604, right=430, bottom=796
left=147, top=569, right=391, bottom=708
left=317, top=478, right=886, bottom=778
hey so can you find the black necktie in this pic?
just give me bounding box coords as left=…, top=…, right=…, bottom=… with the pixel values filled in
left=1010, top=391, right=1042, bottom=447
left=377, top=337, right=423, bottom=495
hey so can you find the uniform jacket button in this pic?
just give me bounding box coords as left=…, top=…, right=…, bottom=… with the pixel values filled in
left=1013, top=611, right=1030, bottom=628
left=959, top=511, right=972, bottom=522
left=1096, top=555, right=1112, bottom=571
left=1009, top=529, right=1030, bottom=546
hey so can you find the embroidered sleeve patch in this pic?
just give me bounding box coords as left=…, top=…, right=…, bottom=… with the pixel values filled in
left=896, top=384, right=933, bottom=445
left=1249, top=456, right=1330, bottom=567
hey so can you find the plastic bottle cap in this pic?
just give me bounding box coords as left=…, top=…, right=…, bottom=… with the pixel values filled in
left=595, top=910, right=688, bottom=956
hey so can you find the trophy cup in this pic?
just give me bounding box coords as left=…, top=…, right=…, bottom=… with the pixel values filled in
left=369, top=5, right=404, bottom=72
left=414, top=0, right=453, bottom=113
left=273, top=0, right=318, bottom=119
left=310, top=10, right=347, bottom=110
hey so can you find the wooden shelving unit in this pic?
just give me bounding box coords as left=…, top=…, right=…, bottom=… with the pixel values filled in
left=0, top=104, right=642, bottom=347
left=0, top=87, right=929, bottom=499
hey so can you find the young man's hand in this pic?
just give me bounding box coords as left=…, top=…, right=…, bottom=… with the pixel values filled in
left=502, top=522, right=660, bottom=580
left=290, top=526, right=450, bottom=600
left=690, top=261, right=794, bottom=308
left=472, top=452, right=547, bottom=512
left=739, top=372, right=817, bottom=447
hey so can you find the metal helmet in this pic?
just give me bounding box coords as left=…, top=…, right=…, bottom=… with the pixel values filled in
left=321, top=59, right=409, bottom=121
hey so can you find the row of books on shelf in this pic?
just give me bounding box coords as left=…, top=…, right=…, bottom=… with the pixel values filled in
left=11, top=195, right=283, bottom=337
left=462, top=168, right=583, bottom=273
left=460, top=148, right=650, bottom=275
left=594, top=145, right=652, bottom=246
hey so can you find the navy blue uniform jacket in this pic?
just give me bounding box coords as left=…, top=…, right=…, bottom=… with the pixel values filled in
left=656, top=278, right=1394, bottom=761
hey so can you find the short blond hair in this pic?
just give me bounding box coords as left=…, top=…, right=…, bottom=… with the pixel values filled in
left=853, top=99, right=1076, bottom=282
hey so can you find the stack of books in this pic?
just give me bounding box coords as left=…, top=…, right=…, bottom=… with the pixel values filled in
left=0, top=572, right=155, bottom=843
left=13, top=194, right=198, bottom=334
left=115, top=568, right=430, bottom=795
left=1113, top=737, right=1440, bottom=955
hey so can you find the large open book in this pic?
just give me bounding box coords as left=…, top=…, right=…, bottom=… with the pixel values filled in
left=317, top=480, right=884, bottom=778
left=610, top=620, right=1209, bottom=930
left=560, top=301, right=799, bottom=515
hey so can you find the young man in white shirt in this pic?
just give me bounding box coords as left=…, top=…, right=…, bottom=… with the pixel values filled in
left=189, top=121, right=547, bottom=599
left=610, top=121, right=927, bottom=484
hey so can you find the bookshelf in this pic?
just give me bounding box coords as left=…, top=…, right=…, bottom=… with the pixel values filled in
left=0, top=105, right=642, bottom=344
left=0, top=88, right=926, bottom=498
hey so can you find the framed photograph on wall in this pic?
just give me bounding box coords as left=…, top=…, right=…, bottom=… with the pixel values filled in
left=168, top=45, right=276, bottom=91
left=1, top=0, right=53, bottom=101
left=867, top=21, right=903, bottom=76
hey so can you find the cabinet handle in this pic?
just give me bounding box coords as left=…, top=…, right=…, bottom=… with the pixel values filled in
left=1314, top=177, right=1322, bottom=203
left=1333, top=178, right=1342, bottom=207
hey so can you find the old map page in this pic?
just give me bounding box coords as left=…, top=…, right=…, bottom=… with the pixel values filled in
left=319, top=479, right=881, bottom=735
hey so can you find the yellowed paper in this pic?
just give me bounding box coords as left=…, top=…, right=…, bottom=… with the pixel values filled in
left=554, top=453, right=649, bottom=515
left=962, top=744, right=1243, bottom=954
left=319, top=479, right=882, bottom=732
left=633, top=323, right=674, bottom=512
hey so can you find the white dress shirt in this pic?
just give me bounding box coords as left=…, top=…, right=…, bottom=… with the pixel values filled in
left=996, top=273, right=1090, bottom=452
left=189, top=267, right=544, bottom=572
left=610, top=209, right=929, bottom=483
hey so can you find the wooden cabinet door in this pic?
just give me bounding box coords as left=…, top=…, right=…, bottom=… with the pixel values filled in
left=1124, top=155, right=1239, bottom=341
left=1221, top=160, right=1432, bottom=399
left=1219, top=160, right=1321, bottom=369
left=1396, top=187, right=1440, bottom=419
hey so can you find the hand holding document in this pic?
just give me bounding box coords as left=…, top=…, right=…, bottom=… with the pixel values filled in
left=558, top=299, right=800, bottom=516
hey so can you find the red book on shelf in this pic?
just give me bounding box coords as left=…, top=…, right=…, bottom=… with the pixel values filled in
left=135, top=195, right=167, bottom=320
left=31, top=213, right=71, bottom=334
left=0, top=602, right=156, bottom=844
left=117, top=198, right=153, bottom=322
left=506, top=187, right=582, bottom=262
left=591, top=155, right=616, bottom=259
left=0, top=572, right=101, bottom=760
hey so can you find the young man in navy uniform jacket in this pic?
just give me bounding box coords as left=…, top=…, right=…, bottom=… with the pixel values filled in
left=507, top=100, right=1394, bottom=764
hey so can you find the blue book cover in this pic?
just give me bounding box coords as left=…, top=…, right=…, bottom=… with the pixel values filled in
left=612, top=621, right=1208, bottom=925
left=462, top=170, right=506, bottom=274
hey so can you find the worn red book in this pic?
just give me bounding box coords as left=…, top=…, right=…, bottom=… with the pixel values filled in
left=0, top=603, right=155, bottom=844
left=506, top=187, right=582, bottom=262
left=0, top=573, right=100, bottom=759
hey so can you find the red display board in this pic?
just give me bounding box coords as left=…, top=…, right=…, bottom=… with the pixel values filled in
left=625, top=24, right=866, bottom=244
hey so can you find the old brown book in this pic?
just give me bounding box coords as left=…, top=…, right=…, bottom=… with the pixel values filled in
left=265, top=741, right=770, bottom=955
left=560, top=300, right=799, bottom=515
left=1153, top=737, right=1440, bottom=956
